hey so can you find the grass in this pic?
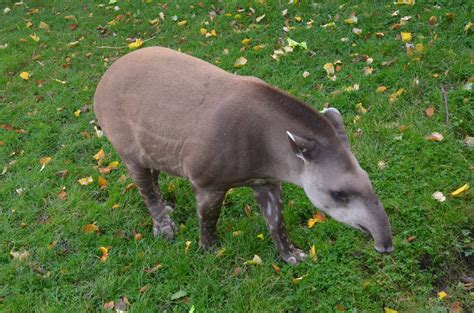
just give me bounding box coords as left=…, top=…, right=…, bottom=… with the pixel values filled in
left=1, top=0, right=472, bottom=311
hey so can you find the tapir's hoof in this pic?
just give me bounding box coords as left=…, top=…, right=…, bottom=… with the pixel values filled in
left=281, top=247, right=308, bottom=265
left=153, top=215, right=177, bottom=240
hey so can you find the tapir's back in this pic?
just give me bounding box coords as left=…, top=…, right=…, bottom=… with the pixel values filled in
left=94, top=47, right=253, bottom=175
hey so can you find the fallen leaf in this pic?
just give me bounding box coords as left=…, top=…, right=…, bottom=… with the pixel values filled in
left=450, top=183, right=469, bottom=197
left=401, top=32, right=412, bottom=42
left=241, top=38, right=251, bottom=45
left=271, top=263, right=281, bottom=274
left=128, top=39, right=143, bottom=49
left=464, top=22, right=473, bottom=32
left=144, top=263, right=162, bottom=273
left=388, top=88, right=405, bottom=103
left=74, top=109, right=81, bottom=117
left=395, top=0, right=415, bottom=6
left=292, top=274, right=308, bottom=284
left=378, top=160, right=386, bottom=169
left=232, top=230, right=242, bottom=237
left=216, top=247, right=226, bottom=257
left=287, top=38, right=307, bottom=49
left=432, top=191, right=446, bottom=202
left=98, top=175, right=108, bottom=188
left=464, top=136, right=474, bottom=147
left=20, top=72, right=30, bottom=80
left=48, top=240, right=57, bottom=249
left=78, top=176, right=93, bottom=185
left=384, top=308, right=398, bottom=313
left=255, top=14, right=265, bottom=23
left=10, top=250, right=29, bottom=261
left=185, top=240, right=191, bottom=255
left=30, top=34, right=40, bottom=42
left=363, top=66, right=373, bottom=75
left=58, top=188, right=67, bottom=200
left=323, top=63, right=336, bottom=81
left=451, top=302, right=462, bottom=313
left=104, top=301, right=114, bottom=310
left=39, top=21, right=50, bottom=31
left=424, top=132, right=444, bottom=141
left=199, top=27, right=207, bottom=35
left=437, top=290, right=447, bottom=300
left=234, top=56, right=247, bottom=68
left=139, top=285, right=151, bottom=293
left=428, top=16, right=437, bottom=26
left=112, top=204, right=120, bottom=209
left=244, top=254, right=262, bottom=265
left=335, top=304, right=347, bottom=311
left=39, top=156, right=52, bottom=171
left=309, top=245, right=317, bottom=260
left=124, top=183, right=136, bottom=193
left=170, top=290, right=187, bottom=301
left=177, top=20, right=187, bottom=26
left=134, top=233, right=143, bottom=240
left=83, top=223, right=99, bottom=233
left=99, top=246, right=109, bottom=262
left=257, top=233, right=264, bottom=240
left=321, top=21, right=336, bottom=28
left=344, top=13, right=358, bottom=24
left=352, top=27, right=362, bottom=35
left=406, top=236, right=417, bottom=242
left=307, top=211, right=326, bottom=228
left=303, top=71, right=310, bottom=78
left=376, top=86, right=388, bottom=93
left=425, top=106, right=435, bottom=117
left=243, top=204, right=252, bottom=217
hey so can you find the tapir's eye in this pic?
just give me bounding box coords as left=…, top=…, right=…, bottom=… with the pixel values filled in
left=330, top=190, right=349, bottom=203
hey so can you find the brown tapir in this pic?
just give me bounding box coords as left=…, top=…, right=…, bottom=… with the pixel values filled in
left=94, top=47, right=393, bottom=264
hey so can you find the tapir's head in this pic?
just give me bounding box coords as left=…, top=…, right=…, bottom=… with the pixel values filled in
left=287, top=108, right=393, bottom=254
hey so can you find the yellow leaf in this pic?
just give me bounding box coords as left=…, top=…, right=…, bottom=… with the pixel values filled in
left=437, top=291, right=447, bottom=300
left=234, top=56, right=247, bottom=68
left=292, top=274, right=307, bottom=284
left=232, top=230, right=242, bottom=237
left=401, top=32, right=412, bottom=42
left=241, top=38, right=251, bottom=45
left=415, top=43, right=425, bottom=53
left=464, top=21, right=473, bottom=32
left=199, top=27, right=207, bottom=35
left=388, top=88, right=405, bottom=103
left=257, top=233, right=264, bottom=240
left=295, top=16, right=302, bottom=22
left=128, top=39, right=143, bottom=49
left=356, top=102, right=368, bottom=114
left=395, top=0, right=415, bottom=5
left=25, top=21, right=33, bottom=28
left=30, top=34, right=40, bottom=42
left=108, top=161, right=119, bottom=168
left=83, top=223, right=99, bottom=233
left=344, top=13, right=358, bottom=24
left=209, top=29, right=217, bottom=36
left=112, top=204, right=121, bottom=209
left=377, top=86, right=388, bottom=93
left=185, top=240, right=192, bottom=255
left=124, top=183, right=137, bottom=193
left=321, top=22, right=336, bottom=28
left=363, top=66, right=374, bottom=75
left=424, top=132, right=444, bottom=142
left=216, top=247, right=226, bottom=257
left=74, top=109, right=81, bottom=117
left=384, top=308, right=398, bottom=313
left=244, top=254, right=262, bottom=265
left=252, top=44, right=265, bottom=52
left=39, top=156, right=52, bottom=171
left=99, top=246, right=108, bottom=254
left=323, top=63, right=336, bottom=80
left=98, top=175, right=108, bottom=188
left=93, top=149, right=105, bottom=161
left=78, top=176, right=94, bottom=186
left=20, top=72, right=30, bottom=80
left=48, top=240, right=57, bottom=249
left=99, top=246, right=109, bottom=262
left=134, top=233, right=143, bottom=240
left=309, top=245, right=317, bottom=260
left=39, top=21, right=50, bottom=31
left=450, top=183, right=469, bottom=197
left=308, top=211, right=326, bottom=228
left=177, top=20, right=187, bottom=26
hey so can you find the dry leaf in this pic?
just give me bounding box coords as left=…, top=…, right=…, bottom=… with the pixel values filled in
left=323, top=63, right=336, bottom=81
left=307, top=211, right=326, bottom=228
left=241, top=38, right=251, bottom=45
left=124, top=183, right=136, bottom=193
left=216, top=247, right=226, bottom=257
left=292, top=274, right=308, bottom=284
left=98, top=175, right=108, bottom=188
left=425, top=132, right=444, bottom=141
left=144, top=263, right=162, bottom=273
left=376, top=86, right=388, bottom=93
left=128, top=39, right=143, bottom=49
left=344, top=13, right=358, bottom=24
left=39, top=156, right=52, bottom=171
left=356, top=103, right=368, bottom=114
left=78, top=176, right=93, bottom=186
left=388, top=88, right=405, bottom=103
left=20, top=72, right=30, bottom=80
left=303, top=71, right=310, bottom=78
left=432, top=191, right=446, bottom=202
left=83, top=224, right=99, bottom=233
left=271, top=263, right=281, bottom=274
left=139, top=284, right=151, bottom=293
left=103, top=301, right=114, bottom=310
left=384, top=308, right=398, bottom=313
left=352, top=28, right=362, bottom=35
left=30, top=34, right=40, bottom=42
left=39, top=21, right=50, bottom=31
left=234, top=56, right=247, bottom=68
left=425, top=106, right=435, bottom=117
left=256, top=233, right=264, bottom=240
left=363, top=66, right=373, bottom=75
left=232, top=230, right=242, bottom=237
left=177, top=20, right=187, bottom=26
left=185, top=240, right=191, bottom=255
left=450, top=183, right=469, bottom=197
left=395, top=0, right=415, bottom=6
left=256, top=14, right=265, bottom=22
left=464, top=135, right=474, bottom=147
left=243, top=204, right=252, bottom=217
left=244, top=254, right=262, bottom=265
left=99, top=246, right=109, bottom=262
left=10, top=250, right=29, bottom=261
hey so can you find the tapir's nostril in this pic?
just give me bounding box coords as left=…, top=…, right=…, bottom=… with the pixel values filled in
left=375, top=245, right=394, bottom=254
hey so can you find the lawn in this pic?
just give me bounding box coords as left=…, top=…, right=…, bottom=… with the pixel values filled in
left=1, top=0, right=472, bottom=311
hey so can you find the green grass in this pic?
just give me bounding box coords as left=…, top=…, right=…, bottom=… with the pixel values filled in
left=1, top=0, right=472, bottom=311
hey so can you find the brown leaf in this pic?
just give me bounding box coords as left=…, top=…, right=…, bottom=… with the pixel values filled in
left=98, top=175, right=108, bottom=188
left=56, top=169, right=68, bottom=179
left=424, top=106, right=435, bottom=117
left=103, top=301, right=114, bottom=310
left=336, top=304, right=347, bottom=311
left=139, top=284, right=151, bottom=293
left=271, top=263, right=281, bottom=275
left=406, top=236, right=416, bottom=242
left=144, top=263, right=162, bottom=273
left=243, top=204, right=252, bottom=217
left=68, top=23, right=78, bottom=30
left=82, top=224, right=99, bottom=233
left=58, top=188, right=67, bottom=200
left=124, top=183, right=137, bottom=193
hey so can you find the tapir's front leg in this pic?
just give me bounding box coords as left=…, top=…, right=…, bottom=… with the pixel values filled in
left=194, top=188, right=226, bottom=249
left=252, top=184, right=307, bottom=264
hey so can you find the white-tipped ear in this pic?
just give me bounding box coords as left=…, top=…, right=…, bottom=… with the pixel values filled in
left=320, top=107, right=341, bottom=115
left=286, top=131, right=296, bottom=142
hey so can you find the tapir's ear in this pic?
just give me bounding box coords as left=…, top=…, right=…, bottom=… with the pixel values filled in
left=286, top=131, right=317, bottom=162
left=321, top=108, right=350, bottom=149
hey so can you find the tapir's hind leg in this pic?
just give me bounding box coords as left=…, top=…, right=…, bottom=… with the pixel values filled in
left=125, top=162, right=177, bottom=240
left=194, top=187, right=226, bottom=249
left=252, top=184, right=307, bottom=265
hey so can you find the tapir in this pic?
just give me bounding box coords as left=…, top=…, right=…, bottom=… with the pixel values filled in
left=94, top=47, right=393, bottom=264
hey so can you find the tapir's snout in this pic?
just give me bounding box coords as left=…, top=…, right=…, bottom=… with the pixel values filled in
left=375, top=245, right=394, bottom=254
left=371, top=207, right=394, bottom=255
